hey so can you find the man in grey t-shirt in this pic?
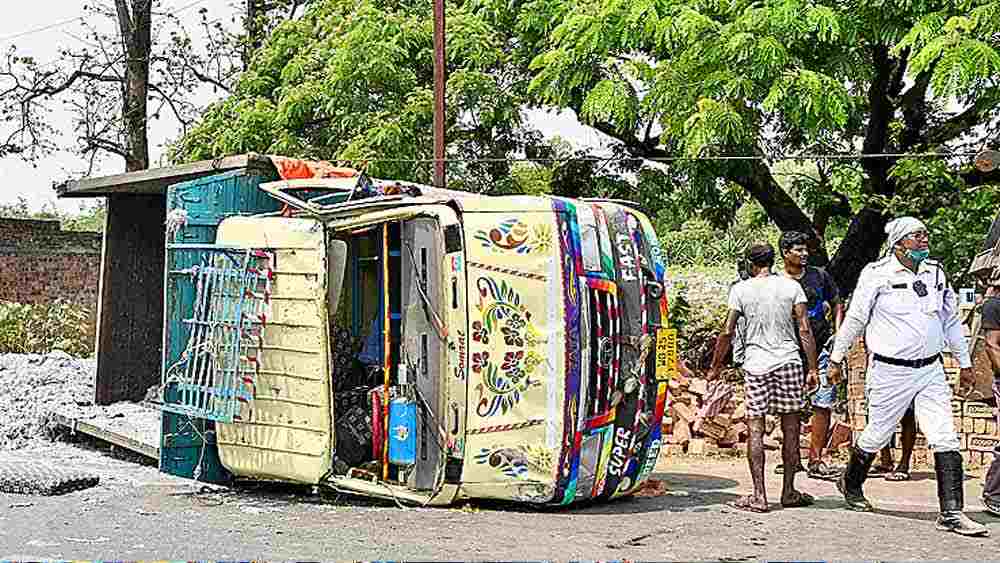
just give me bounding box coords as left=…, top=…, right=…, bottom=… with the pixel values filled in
left=710, top=243, right=819, bottom=513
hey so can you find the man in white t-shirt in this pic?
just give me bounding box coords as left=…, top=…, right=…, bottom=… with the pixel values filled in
left=710, top=243, right=819, bottom=513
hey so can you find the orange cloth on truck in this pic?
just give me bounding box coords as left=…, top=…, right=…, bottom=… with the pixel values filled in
left=371, top=387, right=385, bottom=461
left=268, top=155, right=359, bottom=180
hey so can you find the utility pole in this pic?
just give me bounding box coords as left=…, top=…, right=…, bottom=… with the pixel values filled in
left=433, top=0, right=446, bottom=187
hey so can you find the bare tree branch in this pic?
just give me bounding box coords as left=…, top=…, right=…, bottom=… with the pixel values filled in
left=925, top=88, right=1000, bottom=147
left=147, top=81, right=193, bottom=129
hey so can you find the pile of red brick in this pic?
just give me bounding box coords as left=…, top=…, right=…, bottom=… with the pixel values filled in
left=663, top=361, right=852, bottom=457
left=661, top=364, right=747, bottom=456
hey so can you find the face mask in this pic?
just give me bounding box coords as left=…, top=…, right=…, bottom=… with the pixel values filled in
left=907, top=248, right=929, bottom=263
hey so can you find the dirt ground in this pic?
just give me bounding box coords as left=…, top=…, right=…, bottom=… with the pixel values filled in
left=1, top=441, right=998, bottom=561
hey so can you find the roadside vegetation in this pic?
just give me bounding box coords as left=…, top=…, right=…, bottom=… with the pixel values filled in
left=0, top=200, right=99, bottom=356
left=0, top=301, right=95, bottom=356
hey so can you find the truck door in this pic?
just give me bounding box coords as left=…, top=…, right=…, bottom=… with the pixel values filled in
left=213, top=217, right=334, bottom=484
left=164, top=215, right=334, bottom=485
left=400, top=218, right=448, bottom=489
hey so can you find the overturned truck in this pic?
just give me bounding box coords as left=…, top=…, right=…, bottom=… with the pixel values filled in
left=158, top=161, right=674, bottom=506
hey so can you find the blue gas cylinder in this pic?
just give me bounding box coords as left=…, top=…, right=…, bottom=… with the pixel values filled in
left=388, top=397, right=417, bottom=466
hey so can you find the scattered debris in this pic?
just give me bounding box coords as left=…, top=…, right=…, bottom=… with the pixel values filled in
left=0, top=352, right=95, bottom=450
left=633, top=478, right=668, bottom=497
left=0, top=352, right=158, bottom=454
left=605, top=528, right=671, bottom=549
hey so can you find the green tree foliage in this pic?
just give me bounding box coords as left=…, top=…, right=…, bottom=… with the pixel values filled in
left=887, top=157, right=1000, bottom=283
left=526, top=0, right=1000, bottom=290
left=175, top=0, right=1000, bottom=292
left=0, top=197, right=105, bottom=233
left=172, top=0, right=550, bottom=194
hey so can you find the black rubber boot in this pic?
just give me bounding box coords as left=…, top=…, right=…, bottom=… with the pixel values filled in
left=934, top=451, right=989, bottom=537
left=837, top=446, right=875, bottom=511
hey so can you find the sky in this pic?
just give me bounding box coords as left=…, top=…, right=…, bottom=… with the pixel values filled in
left=0, top=1, right=231, bottom=211
left=0, top=0, right=602, bottom=214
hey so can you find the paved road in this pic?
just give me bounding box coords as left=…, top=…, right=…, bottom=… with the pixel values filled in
left=1, top=442, right=997, bottom=560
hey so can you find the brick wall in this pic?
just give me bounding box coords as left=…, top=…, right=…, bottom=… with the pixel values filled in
left=0, top=218, right=102, bottom=309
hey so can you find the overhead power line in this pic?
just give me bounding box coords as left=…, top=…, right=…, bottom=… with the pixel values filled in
left=0, top=16, right=86, bottom=43
left=0, top=0, right=215, bottom=45
left=339, top=151, right=983, bottom=165
left=168, top=0, right=212, bottom=15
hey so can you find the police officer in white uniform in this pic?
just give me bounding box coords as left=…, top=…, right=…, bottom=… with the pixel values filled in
left=828, top=216, right=988, bottom=537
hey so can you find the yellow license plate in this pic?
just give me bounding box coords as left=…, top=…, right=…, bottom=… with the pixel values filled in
left=654, top=328, right=678, bottom=381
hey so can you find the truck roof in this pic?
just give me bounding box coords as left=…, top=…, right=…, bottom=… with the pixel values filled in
left=261, top=176, right=640, bottom=217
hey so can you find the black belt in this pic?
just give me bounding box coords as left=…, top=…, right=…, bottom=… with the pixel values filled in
left=873, top=353, right=940, bottom=369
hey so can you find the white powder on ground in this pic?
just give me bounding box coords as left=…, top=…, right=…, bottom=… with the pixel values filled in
left=0, top=351, right=97, bottom=450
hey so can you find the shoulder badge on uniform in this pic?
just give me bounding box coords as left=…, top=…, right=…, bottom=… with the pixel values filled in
left=866, top=256, right=891, bottom=271
left=923, top=259, right=947, bottom=281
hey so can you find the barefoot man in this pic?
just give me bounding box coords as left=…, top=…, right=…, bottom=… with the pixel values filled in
left=710, top=243, right=819, bottom=512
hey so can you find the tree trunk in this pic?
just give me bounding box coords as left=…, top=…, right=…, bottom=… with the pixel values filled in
left=115, top=0, right=151, bottom=172
left=826, top=206, right=890, bottom=294
left=860, top=46, right=897, bottom=198
left=812, top=206, right=832, bottom=240
left=821, top=45, right=900, bottom=293
left=729, top=158, right=831, bottom=265
left=245, top=0, right=268, bottom=70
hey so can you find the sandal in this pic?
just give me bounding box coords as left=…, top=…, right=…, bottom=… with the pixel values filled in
left=885, top=470, right=911, bottom=481
left=728, top=495, right=768, bottom=513
left=774, top=462, right=806, bottom=475
left=807, top=461, right=842, bottom=481
left=869, top=464, right=893, bottom=478
left=781, top=491, right=815, bottom=508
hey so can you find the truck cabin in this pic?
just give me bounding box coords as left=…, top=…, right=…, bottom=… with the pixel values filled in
left=164, top=171, right=672, bottom=506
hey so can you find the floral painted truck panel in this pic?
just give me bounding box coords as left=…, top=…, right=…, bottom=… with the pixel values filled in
left=461, top=211, right=565, bottom=502
left=458, top=200, right=669, bottom=504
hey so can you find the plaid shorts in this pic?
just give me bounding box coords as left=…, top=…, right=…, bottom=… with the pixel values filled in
left=744, top=362, right=806, bottom=417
